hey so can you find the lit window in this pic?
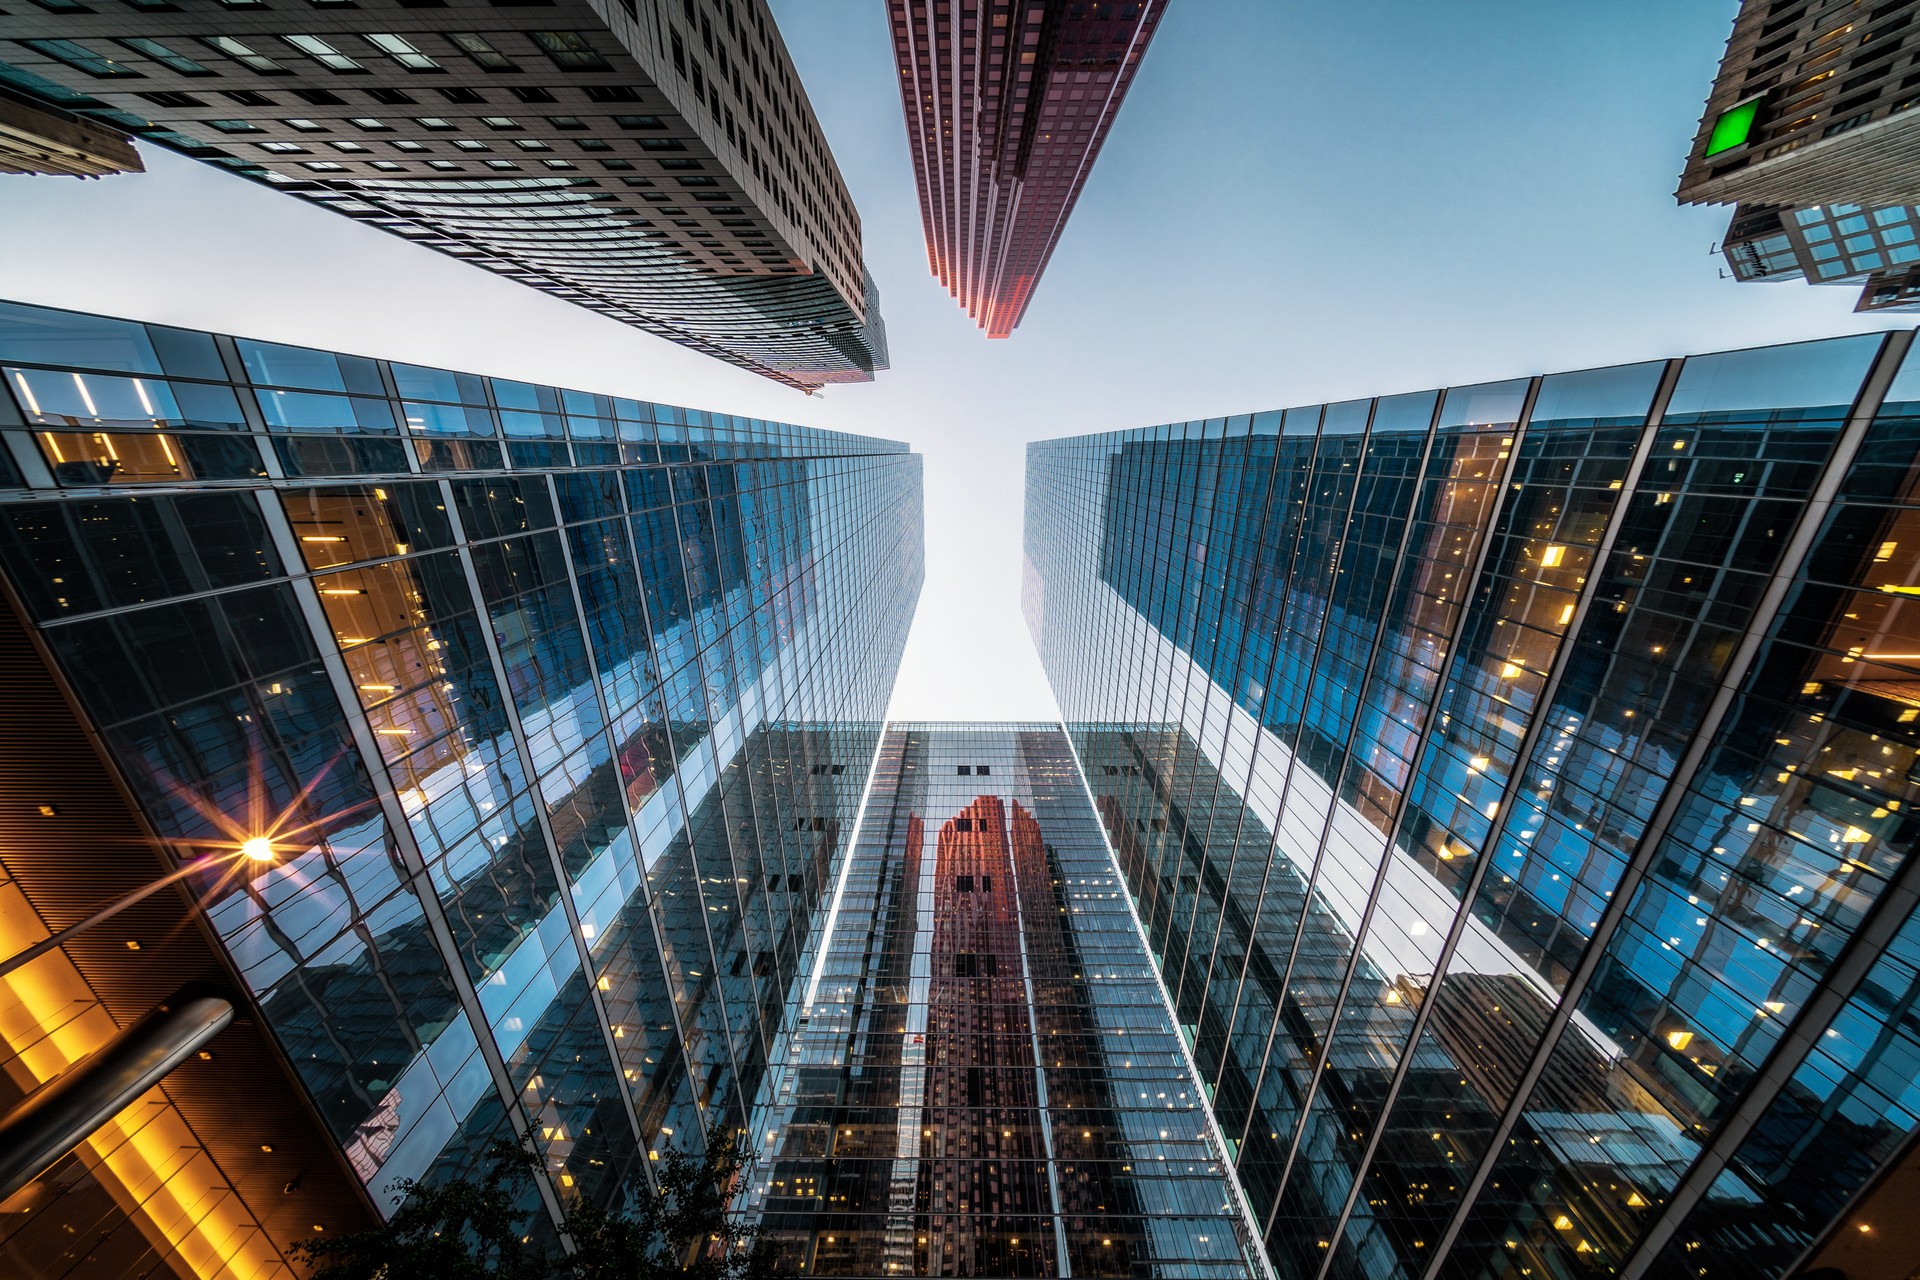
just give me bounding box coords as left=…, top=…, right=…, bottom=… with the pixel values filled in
left=366, top=33, right=440, bottom=71
left=202, top=36, right=287, bottom=73
left=282, top=35, right=365, bottom=72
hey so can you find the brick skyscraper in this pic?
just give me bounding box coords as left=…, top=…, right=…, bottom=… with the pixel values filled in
left=887, top=0, right=1167, bottom=338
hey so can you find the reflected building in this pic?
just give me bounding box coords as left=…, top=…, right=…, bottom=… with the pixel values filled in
left=0, top=2, right=887, bottom=390
left=0, top=296, right=922, bottom=1277
left=743, top=723, right=1258, bottom=1278
left=1026, top=329, right=1920, bottom=1280
left=886, top=0, right=1167, bottom=338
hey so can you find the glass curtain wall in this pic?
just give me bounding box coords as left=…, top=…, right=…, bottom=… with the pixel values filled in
left=0, top=297, right=923, bottom=1248
left=744, top=723, right=1258, bottom=1278
left=1025, top=329, right=1920, bottom=1280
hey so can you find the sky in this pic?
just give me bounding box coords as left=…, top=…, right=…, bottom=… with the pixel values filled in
left=0, top=0, right=1903, bottom=720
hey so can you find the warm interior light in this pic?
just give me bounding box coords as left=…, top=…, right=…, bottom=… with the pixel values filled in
left=1540, top=545, right=1565, bottom=568
left=241, top=837, right=275, bottom=862
left=1666, top=1029, right=1694, bottom=1051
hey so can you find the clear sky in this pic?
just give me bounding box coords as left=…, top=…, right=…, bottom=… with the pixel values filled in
left=0, top=0, right=1902, bottom=720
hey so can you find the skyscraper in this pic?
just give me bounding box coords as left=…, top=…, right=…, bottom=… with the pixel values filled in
left=0, top=295, right=922, bottom=1276
left=886, top=0, right=1167, bottom=338
left=1681, top=3, right=1920, bottom=314
left=1026, top=328, right=1920, bottom=1280
left=1678, top=1, right=1920, bottom=210
left=0, top=2, right=887, bottom=390
left=744, top=723, right=1259, bottom=1277
left=1719, top=200, right=1920, bottom=314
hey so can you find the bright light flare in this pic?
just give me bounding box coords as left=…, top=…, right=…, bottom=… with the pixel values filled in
left=240, top=837, right=276, bottom=862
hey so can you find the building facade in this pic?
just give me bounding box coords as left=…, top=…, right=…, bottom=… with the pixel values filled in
left=1721, top=200, right=1920, bottom=313
left=0, top=296, right=922, bottom=1277
left=0, top=0, right=886, bottom=390
left=743, top=722, right=1260, bottom=1278
left=1678, top=0, right=1920, bottom=210
left=1026, top=329, right=1920, bottom=1280
left=886, top=0, right=1166, bottom=338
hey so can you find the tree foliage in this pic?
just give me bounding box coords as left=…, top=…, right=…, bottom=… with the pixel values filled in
left=290, top=1124, right=770, bottom=1280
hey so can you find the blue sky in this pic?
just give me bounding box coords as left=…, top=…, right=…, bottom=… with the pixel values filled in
left=0, top=0, right=1899, bottom=718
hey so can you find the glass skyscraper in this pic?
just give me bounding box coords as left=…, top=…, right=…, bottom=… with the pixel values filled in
left=0, top=296, right=921, bottom=1275
left=744, top=723, right=1257, bottom=1278
left=1025, top=329, right=1920, bottom=1280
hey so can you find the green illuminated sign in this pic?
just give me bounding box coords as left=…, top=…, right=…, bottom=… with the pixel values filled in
left=1705, top=98, right=1761, bottom=156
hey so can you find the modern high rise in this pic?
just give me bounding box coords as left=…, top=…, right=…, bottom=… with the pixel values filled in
left=886, top=0, right=1166, bottom=338
left=0, top=2, right=888, bottom=391
left=0, top=296, right=922, bottom=1277
left=1682, top=4, right=1920, bottom=314
left=1678, top=1, right=1920, bottom=210
left=1026, top=328, right=1920, bottom=1280
left=743, top=723, right=1259, bottom=1278
left=1720, top=200, right=1920, bottom=313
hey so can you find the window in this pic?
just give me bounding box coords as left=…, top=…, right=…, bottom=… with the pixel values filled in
left=282, top=35, right=366, bottom=72
left=348, top=117, right=391, bottom=130
left=283, top=117, right=327, bottom=131
left=452, top=139, right=489, bottom=151
left=547, top=115, right=585, bottom=129
left=613, top=114, right=664, bottom=129
left=438, top=87, right=486, bottom=104
left=202, top=37, right=287, bottom=74
left=137, top=90, right=206, bottom=107
left=510, top=86, right=555, bottom=104
left=22, top=39, right=140, bottom=78
left=598, top=158, right=633, bottom=170
left=293, top=87, right=346, bottom=106
left=542, top=158, right=576, bottom=169
left=480, top=116, right=520, bottom=130
left=414, top=117, right=455, bottom=129
left=207, top=119, right=264, bottom=133
left=391, top=139, right=429, bottom=152
left=366, top=87, right=416, bottom=105
left=976, top=765, right=991, bottom=776
left=1705, top=97, right=1761, bottom=157
left=658, top=157, right=701, bottom=170
left=221, top=89, right=276, bottom=107
left=259, top=141, right=310, bottom=153
left=328, top=140, right=371, bottom=152
left=302, top=160, right=349, bottom=171
left=576, top=137, right=612, bottom=151
left=530, top=30, right=610, bottom=70
left=483, top=158, right=518, bottom=169
left=637, top=137, right=685, bottom=151
left=585, top=86, right=641, bottom=103
left=117, top=37, right=212, bottom=74
left=448, top=32, right=517, bottom=70
left=513, top=138, right=550, bottom=150
left=427, top=159, right=462, bottom=170
left=366, top=34, right=441, bottom=71
left=958, top=765, right=971, bottom=775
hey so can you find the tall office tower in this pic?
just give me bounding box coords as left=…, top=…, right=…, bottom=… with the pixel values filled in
left=742, top=722, right=1259, bottom=1278
left=0, top=2, right=887, bottom=391
left=1720, top=200, right=1920, bottom=313
left=1678, top=0, right=1920, bottom=210
left=1682, top=4, right=1920, bottom=315
left=0, top=296, right=921, bottom=1277
left=886, top=0, right=1166, bottom=338
left=1026, top=328, right=1920, bottom=1280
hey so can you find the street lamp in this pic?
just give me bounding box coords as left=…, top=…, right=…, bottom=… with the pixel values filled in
left=0, top=838, right=278, bottom=983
